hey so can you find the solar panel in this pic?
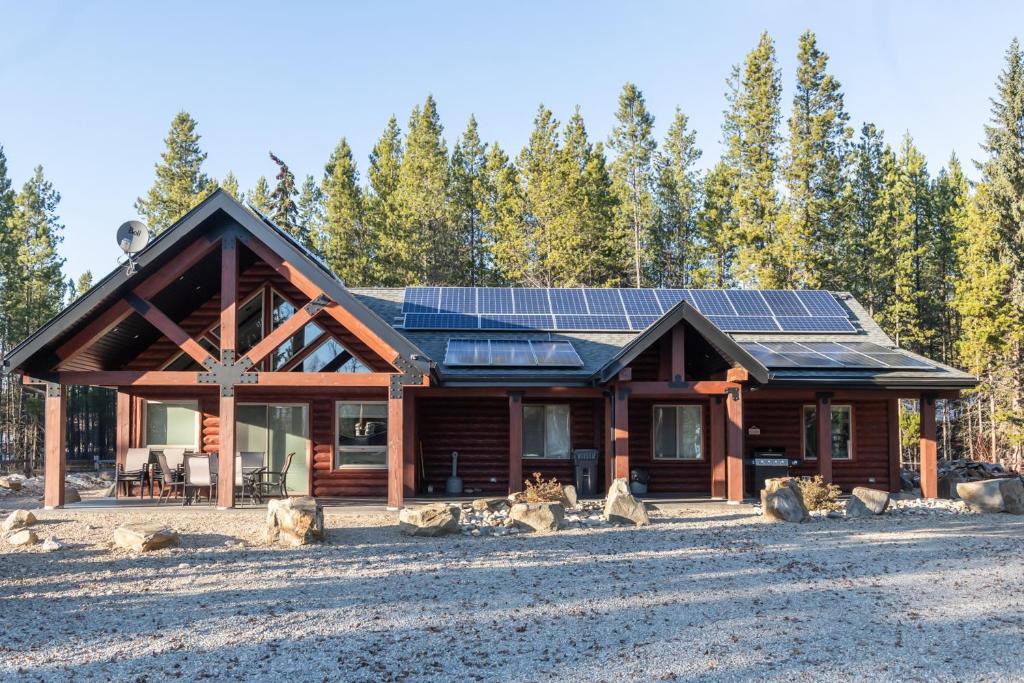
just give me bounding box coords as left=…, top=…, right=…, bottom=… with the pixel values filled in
left=554, top=314, right=630, bottom=330
left=404, top=313, right=478, bottom=329
left=584, top=289, right=626, bottom=314
left=706, top=315, right=780, bottom=332
left=690, top=290, right=735, bottom=316
left=628, top=315, right=661, bottom=330
left=478, top=288, right=514, bottom=314
left=655, top=289, right=691, bottom=310
left=763, top=291, right=809, bottom=316
left=821, top=352, right=888, bottom=368
left=402, top=287, right=441, bottom=313
left=797, top=342, right=850, bottom=353
left=489, top=339, right=536, bottom=365
left=777, top=316, right=855, bottom=332
left=740, top=343, right=801, bottom=367
left=445, top=339, right=489, bottom=365
left=549, top=288, right=588, bottom=314
left=726, top=290, right=771, bottom=316
left=761, top=341, right=809, bottom=352
left=478, top=314, right=554, bottom=330
left=779, top=352, right=845, bottom=368
left=620, top=289, right=663, bottom=316
left=796, top=290, right=846, bottom=316
left=513, top=288, right=550, bottom=314
left=531, top=340, right=585, bottom=367
left=865, top=353, right=933, bottom=369
left=440, top=288, right=476, bottom=313
left=740, top=341, right=936, bottom=371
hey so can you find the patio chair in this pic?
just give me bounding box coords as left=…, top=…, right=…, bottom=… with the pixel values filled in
left=184, top=454, right=216, bottom=505
left=156, top=452, right=186, bottom=505
left=257, top=452, right=294, bottom=499
left=235, top=451, right=265, bottom=505
left=152, top=448, right=185, bottom=499
left=115, top=448, right=150, bottom=500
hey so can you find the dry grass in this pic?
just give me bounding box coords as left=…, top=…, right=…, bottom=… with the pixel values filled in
left=795, top=475, right=844, bottom=511
left=522, top=472, right=564, bottom=503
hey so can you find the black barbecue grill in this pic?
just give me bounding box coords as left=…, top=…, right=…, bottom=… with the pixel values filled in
left=746, top=448, right=800, bottom=496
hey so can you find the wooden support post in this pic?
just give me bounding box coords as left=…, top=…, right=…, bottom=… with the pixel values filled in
left=116, top=389, right=131, bottom=470
left=220, top=233, right=238, bottom=355
left=603, top=394, right=614, bottom=490
left=888, top=398, right=901, bottom=493
left=613, top=387, right=630, bottom=480
left=710, top=395, right=726, bottom=498
left=920, top=395, right=938, bottom=498
left=508, top=392, right=524, bottom=494
left=387, top=394, right=405, bottom=509
left=817, top=392, right=833, bottom=483
left=43, top=385, right=67, bottom=509
left=725, top=388, right=744, bottom=502
left=670, top=324, right=686, bottom=383
left=403, top=392, right=416, bottom=498
left=217, top=394, right=236, bottom=509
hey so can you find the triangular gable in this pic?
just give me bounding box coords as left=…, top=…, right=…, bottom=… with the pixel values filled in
left=593, top=299, right=769, bottom=385
left=2, top=190, right=432, bottom=378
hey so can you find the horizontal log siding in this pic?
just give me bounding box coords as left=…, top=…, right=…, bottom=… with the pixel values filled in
left=626, top=341, right=663, bottom=381
left=419, top=398, right=509, bottom=494
left=627, top=399, right=711, bottom=494
left=520, top=399, right=602, bottom=488
left=743, top=399, right=892, bottom=491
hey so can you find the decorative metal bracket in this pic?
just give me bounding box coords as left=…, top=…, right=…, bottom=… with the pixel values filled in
left=668, top=377, right=690, bottom=389
left=303, top=293, right=331, bottom=317
left=616, top=386, right=631, bottom=401
left=45, top=382, right=62, bottom=398
left=725, top=387, right=740, bottom=401
left=197, top=349, right=258, bottom=397
left=389, top=372, right=423, bottom=399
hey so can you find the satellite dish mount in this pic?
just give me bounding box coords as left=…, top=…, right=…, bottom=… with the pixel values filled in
left=116, top=220, right=149, bottom=276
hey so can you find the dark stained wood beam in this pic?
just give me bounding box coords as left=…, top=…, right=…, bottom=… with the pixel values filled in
left=125, top=293, right=213, bottom=365
left=726, top=388, right=745, bottom=502
left=671, top=325, right=686, bottom=383
left=387, top=394, right=405, bottom=508
left=255, top=372, right=392, bottom=387
left=508, top=392, right=524, bottom=493
left=604, top=395, right=613, bottom=490
left=403, top=392, right=416, bottom=498
left=726, top=367, right=749, bottom=383
left=217, top=393, right=237, bottom=509
left=919, top=395, right=938, bottom=498
left=616, top=381, right=739, bottom=398
left=241, top=294, right=321, bottom=365
left=887, top=398, right=901, bottom=493
left=43, top=386, right=67, bottom=508
left=116, top=389, right=131, bottom=470
left=220, top=233, right=238, bottom=356
left=613, top=387, right=630, bottom=480
left=710, top=395, right=726, bottom=498
left=817, top=392, right=833, bottom=483
left=747, top=388, right=961, bottom=401
left=57, top=371, right=201, bottom=386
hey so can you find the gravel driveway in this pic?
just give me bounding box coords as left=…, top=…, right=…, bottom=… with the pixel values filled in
left=1, top=502, right=1022, bottom=682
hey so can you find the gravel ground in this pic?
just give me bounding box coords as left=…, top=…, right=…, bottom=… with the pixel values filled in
left=1, top=499, right=1022, bottom=683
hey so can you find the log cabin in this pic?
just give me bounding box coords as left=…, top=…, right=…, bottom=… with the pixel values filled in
left=1, top=190, right=976, bottom=509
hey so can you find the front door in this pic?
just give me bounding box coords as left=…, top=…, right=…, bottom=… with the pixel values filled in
left=237, top=403, right=309, bottom=495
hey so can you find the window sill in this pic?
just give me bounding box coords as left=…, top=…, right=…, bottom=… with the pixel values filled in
left=652, top=456, right=703, bottom=461
left=334, top=464, right=388, bottom=470
left=522, top=456, right=571, bottom=461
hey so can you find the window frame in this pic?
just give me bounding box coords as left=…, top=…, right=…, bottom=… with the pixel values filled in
left=334, top=400, right=389, bottom=469
left=143, top=399, right=200, bottom=450
left=522, top=403, right=572, bottom=460
left=801, top=404, right=854, bottom=461
left=651, top=404, right=704, bottom=461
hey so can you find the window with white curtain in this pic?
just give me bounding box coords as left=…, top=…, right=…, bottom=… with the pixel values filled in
left=145, top=400, right=199, bottom=449
left=522, top=404, right=571, bottom=459
left=653, top=405, right=702, bottom=460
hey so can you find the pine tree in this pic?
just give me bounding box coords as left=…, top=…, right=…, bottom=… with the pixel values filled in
left=516, top=105, right=563, bottom=287
left=75, top=271, right=93, bottom=297
left=653, top=107, right=703, bottom=287
left=221, top=171, right=241, bottom=201
left=608, top=83, right=657, bottom=287
left=247, top=176, right=272, bottom=214
left=449, top=116, right=489, bottom=285
left=579, top=140, right=625, bottom=286
left=480, top=143, right=527, bottom=285
left=724, top=33, right=784, bottom=287
left=135, top=111, right=213, bottom=233
left=929, top=155, right=968, bottom=362
left=847, top=124, right=888, bottom=314
left=396, top=96, right=450, bottom=284
left=296, top=174, right=325, bottom=256
left=0, top=145, right=17, bottom=346
left=695, top=161, right=739, bottom=287
left=268, top=152, right=300, bottom=240
left=320, top=138, right=370, bottom=285
left=366, top=116, right=404, bottom=285
left=784, top=30, right=851, bottom=288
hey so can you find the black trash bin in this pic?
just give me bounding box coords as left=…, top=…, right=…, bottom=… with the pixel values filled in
left=572, top=449, right=599, bottom=497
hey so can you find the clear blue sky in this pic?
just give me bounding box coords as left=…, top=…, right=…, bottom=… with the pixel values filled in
left=1, top=0, right=1021, bottom=282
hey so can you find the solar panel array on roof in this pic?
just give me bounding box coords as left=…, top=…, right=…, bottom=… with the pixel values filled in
left=740, top=341, right=936, bottom=370
left=444, top=339, right=585, bottom=367
left=401, top=287, right=856, bottom=333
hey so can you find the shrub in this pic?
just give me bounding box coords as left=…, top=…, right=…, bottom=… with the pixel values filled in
left=523, top=472, right=563, bottom=503
left=795, top=475, right=843, bottom=511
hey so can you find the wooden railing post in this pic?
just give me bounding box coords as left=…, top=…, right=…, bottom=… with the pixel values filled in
left=116, top=388, right=131, bottom=470
left=613, top=387, right=630, bottom=480
left=710, top=395, right=726, bottom=498
left=726, top=387, right=745, bottom=502
left=217, top=233, right=238, bottom=509
left=387, top=392, right=405, bottom=509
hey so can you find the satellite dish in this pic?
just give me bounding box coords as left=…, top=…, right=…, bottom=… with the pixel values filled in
left=116, top=220, right=149, bottom=254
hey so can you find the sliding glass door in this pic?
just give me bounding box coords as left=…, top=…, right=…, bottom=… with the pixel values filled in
left=236, top=403, right=309, bottom=495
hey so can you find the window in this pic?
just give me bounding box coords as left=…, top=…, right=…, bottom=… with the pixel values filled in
left=236, top=292, right=265, bottom=355
left=523, top=404, right=570, bottom=459
left=336, top=402, right=388, bottom=468
left=145, top=400, right=199, bottom=449
left=653, top=405, right=702, bottom=460
left=803, top=405, right=853, bottom=460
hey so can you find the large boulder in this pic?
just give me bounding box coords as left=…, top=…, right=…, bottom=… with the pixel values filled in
left=846, top=487, right=891, bottom=517
left=957, top=478, right=1024, bottom=514
left=2, top=509, right=36, bottom=533
left=603, top=478, right=650, bottom=526
left=509, top=502, right=564, bottom=532
left=6, top=528, right=38, bottom=546
left=761, top=478, right=808, bottom=523
left=266, top=496, right=325, bottom=546
left=0, top=475, right=23, bottom=491
left=113, top=524, right=180, bottom=552
left=398, top=503, right=460, bottom=537
left=63, top=486, right=81, bottom=504
left=561, top=484, right=579, bottom=509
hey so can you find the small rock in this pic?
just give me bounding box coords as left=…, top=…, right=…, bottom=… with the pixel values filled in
left=398, top=503, right=461, bottom=537
left=561, top=484, right=579, bottom=509
left=603, top=478, right=650, bottom=526
left=113, top=524, right=180, bottom=552
left=761, top=478, right=808, bottom=523
left=0, top=476, right=23, bottom=491
left=846, top=487, right=891, bottom=517
left=2, top=509, right=36, bottom=532
left=471, top=497, right=508, bottom=512
left=40, top=537, right=61, bottom=552
left=6, top=528, right=38, bottom=546
left=509, top=501, right=564, bottom=532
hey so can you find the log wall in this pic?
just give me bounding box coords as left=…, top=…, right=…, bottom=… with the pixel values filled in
left=627, top=398, right=712, bottom=494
